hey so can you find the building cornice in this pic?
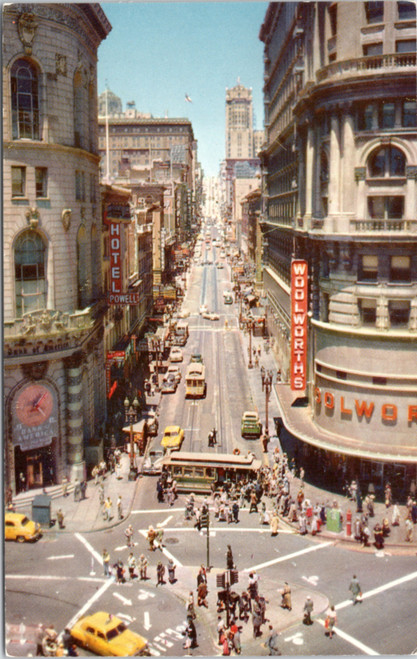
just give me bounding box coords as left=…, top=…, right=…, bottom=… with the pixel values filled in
left=4, top=140, right=100, bottom=165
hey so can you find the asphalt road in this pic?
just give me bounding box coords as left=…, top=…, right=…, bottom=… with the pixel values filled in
left=5, top=234, right=417, bottom=656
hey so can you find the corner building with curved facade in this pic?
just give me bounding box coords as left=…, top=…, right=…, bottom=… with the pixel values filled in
left=3, top=4, right=111, bottom=493
left=259, top=2, right=417, bottom=496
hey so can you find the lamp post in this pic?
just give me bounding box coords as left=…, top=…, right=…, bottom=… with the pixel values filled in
left=261, top=369, right=274, bottom=439
left=124, top=395, right=139, bottom=480
left=247, top=318, right=254, bottom=369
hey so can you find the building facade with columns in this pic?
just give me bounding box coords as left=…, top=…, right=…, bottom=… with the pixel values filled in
left=3, top=4, right=111, bottom=492
left=259, top=2, right=417, bottom=495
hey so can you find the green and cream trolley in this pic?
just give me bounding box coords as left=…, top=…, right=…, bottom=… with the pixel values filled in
left=160, top=451, right=262, bottom=493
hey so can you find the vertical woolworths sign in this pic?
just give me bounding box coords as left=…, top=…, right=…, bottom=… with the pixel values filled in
left=290, top=260, right=308, bottom=391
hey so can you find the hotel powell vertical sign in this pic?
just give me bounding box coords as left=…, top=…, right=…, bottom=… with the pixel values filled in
left=290, top=260, right=308, bottom=391
left=106, top=203, right=139, bottom=305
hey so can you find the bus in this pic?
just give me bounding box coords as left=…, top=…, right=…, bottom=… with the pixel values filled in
left=185, top=362, right=206, bottom=398
left=160, top=451, right=262, bottom=493
left=172, top=320, right=189, bottom=346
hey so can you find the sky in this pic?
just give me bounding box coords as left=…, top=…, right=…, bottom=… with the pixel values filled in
left=97, top=1, right=268, bottom=177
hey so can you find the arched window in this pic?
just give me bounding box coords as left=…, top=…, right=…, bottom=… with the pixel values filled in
left=74, top=69, right=88, bottom=149
left=15, top=231, right=46, bottom=317
left=11, top=59, right=40, bottom=140
left=368, top=146, right=406, bottom=177
left=77, top=225, right=88, bottom=309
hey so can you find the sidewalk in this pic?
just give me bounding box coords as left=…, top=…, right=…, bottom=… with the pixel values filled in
left=238, top=322, right=417, bottom=555
left=11, top=452, right=140, bottom=534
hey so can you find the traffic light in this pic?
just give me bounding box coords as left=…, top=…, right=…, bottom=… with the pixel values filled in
left=200, top=511, right=209, bottom=528
left=230, top=569, right=239, bottom=585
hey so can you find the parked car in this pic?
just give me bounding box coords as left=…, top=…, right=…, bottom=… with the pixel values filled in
left=170, top=347, right=183, bottom=362
left=161, top=425, right=184, bottom=451
left=241, top=411, right=262, bottom=438
left=190, top=353, right=203, bottom=364
left=5, top=512, right=42, bottom=543
left=142, top=449, right=164, bottom=475
left=161, top=375, right=178, bottom=394
left=202, top=311, right=220, bottom=320
left=70, top=611, right=149, bottom=656
left=163, top=365, right=181, bottom=383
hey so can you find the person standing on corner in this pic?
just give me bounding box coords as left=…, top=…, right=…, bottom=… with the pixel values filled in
left=303, top=596, right=314, bottom=625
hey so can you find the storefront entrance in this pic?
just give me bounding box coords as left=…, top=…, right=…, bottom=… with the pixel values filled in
left=14, top=441, right=57, bottom=492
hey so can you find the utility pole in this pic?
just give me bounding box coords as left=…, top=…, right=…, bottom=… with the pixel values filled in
left=261, top=369, right=274, bottom=436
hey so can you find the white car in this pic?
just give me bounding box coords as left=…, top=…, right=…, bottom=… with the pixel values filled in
left=178, top=308, right=190, bottom=318
left=170, top=347, right=183, bottom=362
left=202, top=311, right=220, bottom=321
left=199, top=304, right=208, bottom=315
left=164, top=365, right=181, bottom=384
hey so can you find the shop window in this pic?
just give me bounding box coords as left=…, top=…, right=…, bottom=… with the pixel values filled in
left=358, top=298, right=377, bottom=325
left=390, top=255, right=411, bottom=282
left=363, top=43, right=383, bottom=56
left=397, top=1, right=416, bottom=20
left=12, top=166, right=26, bottom=197
left=402, top=100, right=417, bottom=127
left=11, top=58, right=40, bottom=140
left=396, top=39, right=417, bottom=53
left=35, top=167, right=48, bottom=198
left=358, top=255, right=378, bottom=281
left=388, top=300, right=410, bottom=326
left=368, top=146, right=406, bottom=178
left=368, top=196, right=404, bottom=219
left=378, top=102, right=395, bottom=129
left=365, top=1, right=384, bottom=23
left=15, top=231, right=46, bottom=317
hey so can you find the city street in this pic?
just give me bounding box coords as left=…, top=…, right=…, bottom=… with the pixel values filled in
left=5, top=234, right=417, bottom=656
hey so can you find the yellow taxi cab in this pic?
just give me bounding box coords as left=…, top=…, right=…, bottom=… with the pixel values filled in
left=70, top=611, right=149, bottom=656
left=161, top=425, right=184, bottom=451
left=5, top=512, right=42, bottom=543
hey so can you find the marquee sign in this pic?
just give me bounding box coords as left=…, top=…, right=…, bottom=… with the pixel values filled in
left=290, top=260, right=308, bottom=391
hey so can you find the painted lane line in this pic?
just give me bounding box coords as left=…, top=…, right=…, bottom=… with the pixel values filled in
left=144, top=611, right=151, bottom=631
left=139, top=530, right=183, bottom=567
left=113, top=592, right=132, bottom=606
left=47, top=554, right=75, bottom=560
left=335, top=569, right=417, bottom=611
left=75, top=531, right=103, bottom=566
left=65, top=577, right=114, bottom=631
left=131, top=508, right=186, bottom=515
left=6, top=575, right=105, bottom=583
left=244, top=541, right=334, bottom=572
left=157, top=515, right=173, bottom=528
left=317, top=618, right=379, bottom=655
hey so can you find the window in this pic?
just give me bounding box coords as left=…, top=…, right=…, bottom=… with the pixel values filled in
left=11, top=59, right=40, bottom=140
left=328, top=4, right=337, bottom=35
left=75, top=170, right=85, bottom=201
left=368, top=197, right=404, bottom=219
left=379, top=102, right=395, bottom=128
left=368, top=147, right=406, bottom=177
left=35, top=167, right=48, bottom=197
left=77, top=225, right=88, bottom=308
left=15, top=231, right=46, bottom=317
left=363, top=43, right=383, bottom=56
left=388, top=300, right=410, bottom=326
left=357, top=103, right=375, bottom=130
left=397, top=1, right=416, bottom=20
left=390, top=255, right=411, bottom=282
left=373, top=376, right=387, bottom=385
left=359, top=298, right=377, bottom=325
left=402, top=100, right=417, bottom=127
left=358, top=255, right=378, bottom=281
left=365, top=1, right=384, bottom=23
left=11, top=166, right=26, bottom=197
left=396, top=40, right=417, bottom=53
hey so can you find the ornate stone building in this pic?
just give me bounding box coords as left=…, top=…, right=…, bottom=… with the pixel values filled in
left=259, top=2, right=417, bottom=495
left=3, top=4, right=111, bottom=492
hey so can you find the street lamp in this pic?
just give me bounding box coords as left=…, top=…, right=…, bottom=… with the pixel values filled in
left=247, top=318, right=254, bottom=369
left=124, top=395, right=139, bottom=480
left=261, top=368, right=274, bottom=442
